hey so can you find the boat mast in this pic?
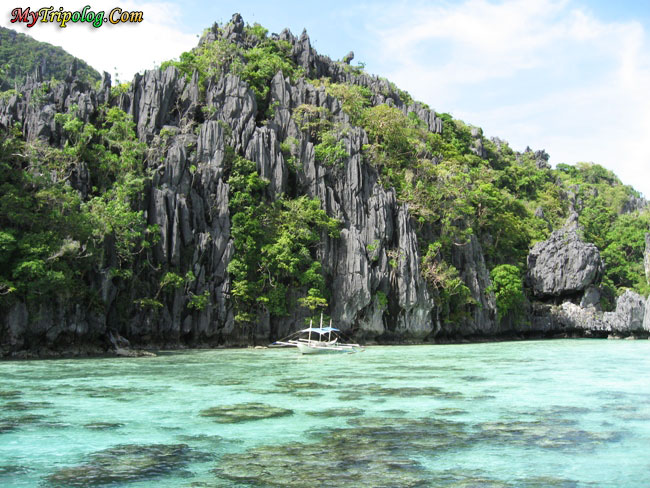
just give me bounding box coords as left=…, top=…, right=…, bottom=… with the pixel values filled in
left=319, top=313, right=323, bottom=344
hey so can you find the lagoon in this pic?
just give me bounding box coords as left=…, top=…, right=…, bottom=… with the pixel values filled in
left=1, top=340, right=650, bottom=487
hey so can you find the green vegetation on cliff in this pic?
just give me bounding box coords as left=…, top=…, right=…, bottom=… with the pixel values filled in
left=0, top=16, right=648, bottom=341
left=302, top=73, right=648, bottom=314
left=161, top=22, right=303, bottom=117
left=227, top=155, right=339, bottom=335
left=0, top=27, right=100, bottom=90
left=0, top=105, right=152, bottom=309
left=185, top=15, right=648, bottom=320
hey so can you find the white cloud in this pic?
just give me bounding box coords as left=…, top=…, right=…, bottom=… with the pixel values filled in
left=366, top=0, right=650, bottom=198
left=2, top=1, right=197, bottom=82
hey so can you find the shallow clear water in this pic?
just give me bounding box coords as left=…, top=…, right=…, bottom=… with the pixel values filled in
left=1, top=340, right=650, bottom=487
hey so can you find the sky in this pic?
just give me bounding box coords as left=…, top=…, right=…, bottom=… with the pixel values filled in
left=3, top=0, right=650, bottom=198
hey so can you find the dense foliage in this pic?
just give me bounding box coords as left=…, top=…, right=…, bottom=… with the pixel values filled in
left=0, top=27, right=100, bottom=90
left=557, top=163, right=650, bottom=304
left=1, top=16, right=648, bottom=339
left=0, top=105, right=151, bottom=308
left=335, top=99, right=647, bottom=315
left=0, top=123, right=89, bottom=302
left=227, top=156, right=339, bottom=336
left=490, top=265, right=526, bottom=320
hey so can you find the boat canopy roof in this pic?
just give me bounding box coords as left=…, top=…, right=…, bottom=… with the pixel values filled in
left=299, top=327, right=340, bottom=334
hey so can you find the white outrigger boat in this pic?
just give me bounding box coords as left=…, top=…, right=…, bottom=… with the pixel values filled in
left=270, top=315, right=364, bottom=354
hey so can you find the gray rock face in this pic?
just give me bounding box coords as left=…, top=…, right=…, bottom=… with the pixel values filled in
left=393, top=206, right=434, bottom=338
left=277, top=27, right=443, bottom=134
left=131, top=67, right=181, bottom=141
left=525, top=218, right=649, bottom=337
left=223, top=13, right=244, bottom=43
left=643, top=234, right=650, bottom=285
left=290, top=118, right=434, bottom=341
left=7, top=14, right=622, bottom=353
left=580, top=286, right=601, bottom=310
left=245, top=126, right=287, bottom=198
left=1, top=299, right=105, bottom=355
left=205, top=74, right=257, bottom=153
left=531, top=290, right=647, bottom=336
left=4, top=302, right=28, bottom=349
left=602, top=290, right=646, bottom=333
left=621, top=195, right=648, bottom=215
left=0, top=71, right=99, bottom=144
left=263, top=68, right=438, bottom=341
left=644, top=295, right=650, bottom=332
left=442, top=235, right=497, bottom=336
left=527, top=227, right=603, bottom=298
left=470, top=127, right=487, bottom=158
left=553, top=302, right=604, bottom=332
left=522, top=147, right=550, bottom=170
left=122, top=117, right=236, bottom=345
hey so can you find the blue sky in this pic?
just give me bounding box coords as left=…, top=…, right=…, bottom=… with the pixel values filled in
left=4, top=0, right=650, bottom=198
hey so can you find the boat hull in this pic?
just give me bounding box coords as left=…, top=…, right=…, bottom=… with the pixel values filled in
left=296, top=342, right=323, bottom=354
left=296, top=341, right=362, bottom=354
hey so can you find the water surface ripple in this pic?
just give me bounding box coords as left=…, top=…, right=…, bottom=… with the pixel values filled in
left=1, top=340, right=649, bottom=487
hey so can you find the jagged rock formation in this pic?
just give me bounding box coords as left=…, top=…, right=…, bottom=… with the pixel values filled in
left=546, top=302, right=602, bottom=333
left=643, top=234, right=650, bottom=285
left=602, top=291, right=647, bottom=334
left=442, top=235, right=497, bottom=337
left=0, top=72, right=100, bottom=142
left=538, top=290, right=647, bottom=336
left=621, top=194, right=648, bottom=215
left=528, top=221, right=647, bottom=336
left=1, top=14, right=648, bottom=356
left=527, top=224, right=603, bottom=299
left=470, top=127, right=487, bottom=158
left=0, top=15, right=448, bottom=354
left=522, top=146, right=551, bottom=170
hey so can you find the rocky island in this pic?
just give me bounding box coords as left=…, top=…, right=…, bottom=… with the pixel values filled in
left=0, top=14, right=649, bottom=358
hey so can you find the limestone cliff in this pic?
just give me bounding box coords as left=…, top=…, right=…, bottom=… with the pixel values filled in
left=527, top=219, right=647, bottom=337
left=0, top=16, right=444, bottom=354
left=0, top=15, right=648, bottom=356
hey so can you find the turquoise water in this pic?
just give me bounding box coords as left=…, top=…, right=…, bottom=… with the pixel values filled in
left=1, top=340, right=650, bottom=487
